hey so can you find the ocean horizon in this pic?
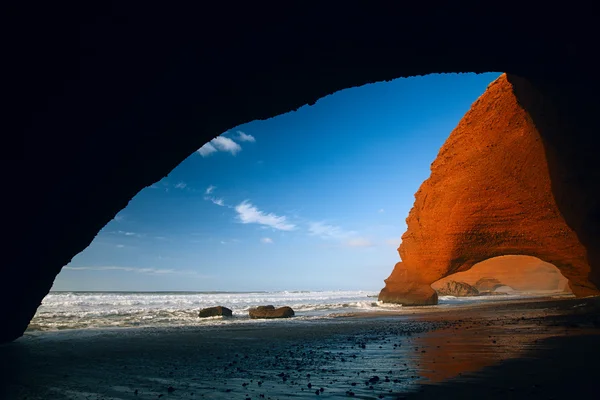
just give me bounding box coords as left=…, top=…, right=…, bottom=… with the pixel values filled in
left=28, top=289, right=573, bottom=333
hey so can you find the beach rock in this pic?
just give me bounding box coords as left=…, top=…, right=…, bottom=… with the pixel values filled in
left=248, top=305, right=295, bottom=319
left=434, top=281, right=479, bottom=297
left=198, top=306, right=233, bottom=318
left=379, top=74, right=595, bottom=305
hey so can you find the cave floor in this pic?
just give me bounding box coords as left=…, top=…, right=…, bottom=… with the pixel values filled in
left=1, top=296, right=599, bottom=399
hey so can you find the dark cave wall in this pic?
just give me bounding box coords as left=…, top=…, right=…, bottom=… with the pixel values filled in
left=5, top=4, right=600, bottom=343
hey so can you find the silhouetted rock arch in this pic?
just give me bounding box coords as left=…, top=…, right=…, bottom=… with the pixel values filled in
left=5, top=4, right=600, bottom=342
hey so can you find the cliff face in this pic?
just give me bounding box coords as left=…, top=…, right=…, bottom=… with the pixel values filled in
left=379, top=74, right=597, bottom=304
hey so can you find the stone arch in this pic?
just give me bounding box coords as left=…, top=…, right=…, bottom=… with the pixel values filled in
left=5, top=5, right=600, bottom=342
left=431, top=255, right=571, bottom=295
left=378, top=74, right=594, bottom=305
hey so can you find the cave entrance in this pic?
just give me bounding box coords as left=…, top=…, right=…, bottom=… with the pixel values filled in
left=32, top=72, right=503, bottom=331
left=431, top=255, right=572, bottom=298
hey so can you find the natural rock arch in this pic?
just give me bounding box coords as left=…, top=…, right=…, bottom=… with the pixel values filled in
left=431, top=255, right=571, bottom=294
left=379, top=75, right=594, bottom=305
left=5, top=5, right=600, bottom=343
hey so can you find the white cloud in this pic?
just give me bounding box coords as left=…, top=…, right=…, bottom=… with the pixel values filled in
left=236, top=131, right=256, bottom=142
left=378, top=209, right=385, bottom=213
left=123, top=232, right=136, bottom=236
left=211, top=136, right=242, bottom=155
left=198, top=134, right=245, bottom=157
left=197, top=142, right=217, bottom=157
left=235, top=201, right=296, bottom=231
left=205, top=185, right=216, bottom=194
left=116, top=244, right=125, bottom=248
left=204, top=196, right=225, bottom=206
left=63, top=266, right=185, bottom=275
left=114, top=214, right=124, bottom=222
left=174, top=181, right=187, bottom=189
left=261, top=237, right=273, bottom=244
left=346, top=238, right=373, bottom=247
left=308, top=221, right=356, bottom=240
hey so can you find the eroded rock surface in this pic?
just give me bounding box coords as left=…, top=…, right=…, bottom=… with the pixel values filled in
left=434, top=281, right=479, bottom=297
left=379, top=74, right=597, bottom=305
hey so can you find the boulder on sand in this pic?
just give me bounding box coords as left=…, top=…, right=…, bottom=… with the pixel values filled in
left=248, top=305, right=295, bottom=319
left=435, top=281, right=479, bottom=297
left=198, top=306, right=233, bottom=318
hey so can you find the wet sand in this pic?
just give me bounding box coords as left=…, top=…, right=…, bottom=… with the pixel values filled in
left=1, top=296, right=599, bottom=399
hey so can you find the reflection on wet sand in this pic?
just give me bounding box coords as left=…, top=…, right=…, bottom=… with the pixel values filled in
left=412, top=322, right=545, bottom=383
left=404, top=297, right=600, bottom=399
left=1, top=297, right=599, bottom=399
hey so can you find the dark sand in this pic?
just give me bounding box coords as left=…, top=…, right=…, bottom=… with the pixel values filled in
left=1, top=296, right=599, bottom=399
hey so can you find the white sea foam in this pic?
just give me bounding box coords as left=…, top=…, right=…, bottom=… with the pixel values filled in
left=28, top=290, right=385, bottom=331
left=28, top=289, right=573, bottom=332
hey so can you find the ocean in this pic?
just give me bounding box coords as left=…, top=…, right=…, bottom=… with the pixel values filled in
left=27, top=289, right=574, bottom=332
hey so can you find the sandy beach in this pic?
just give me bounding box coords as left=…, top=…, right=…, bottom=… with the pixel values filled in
left=2, top=296, right=599, bottom=399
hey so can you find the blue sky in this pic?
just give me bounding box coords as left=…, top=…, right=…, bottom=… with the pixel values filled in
left=52, top=72, right=501, bottom=292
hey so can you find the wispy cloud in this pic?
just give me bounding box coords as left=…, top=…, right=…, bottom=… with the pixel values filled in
left=236, top=131, right=256, bottom=142
left=174, top=181, right=187, bottom=189
left=63, top=266, right=193, bottom=275
left=378, top=208, right=385, bottom=213
left=308, top=221, right=373, bottom=248
left=108, top=230, right=143, bottom=238
left=235, top=201, right=296, bottom=231
left=205, top=185, right=216, bottom=194
left=113, top=214, right=124, bottom=222
left=116, top=244, right=125, bottom=248
left=261, top=237, right=273, bottom=244
left=308, top=222, right=356, bottom=240
left=205, top=196, right=225, bottom=206
left=346, top=238, right=373, bottom=247
left=197, top=142, right=217, bottom=157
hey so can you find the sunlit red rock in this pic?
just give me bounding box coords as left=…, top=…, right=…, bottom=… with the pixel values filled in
left=379, top=74, right=597, bottom=305
left=433, top=255, right=571, bottom=294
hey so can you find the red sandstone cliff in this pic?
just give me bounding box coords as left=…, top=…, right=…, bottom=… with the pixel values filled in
left=379, top=74, right=596, bottom=305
